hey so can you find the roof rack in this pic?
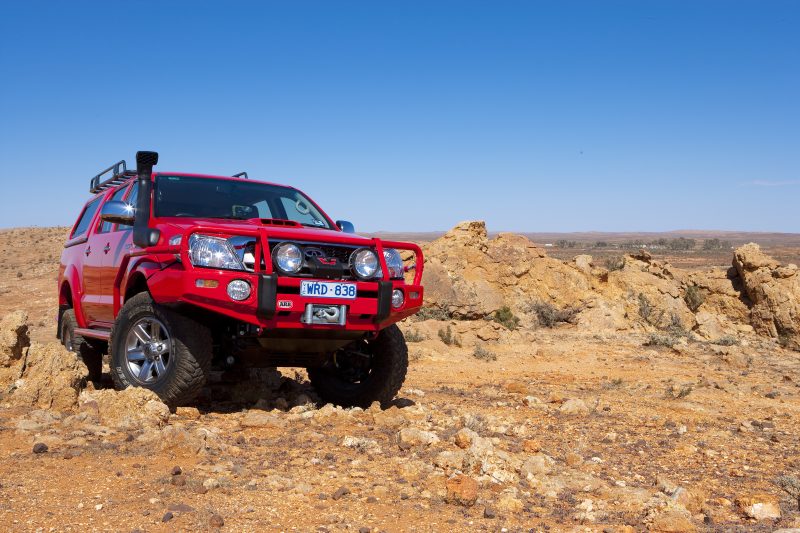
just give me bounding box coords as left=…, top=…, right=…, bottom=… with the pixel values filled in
left=89, top=160, right=136, bottom=194
left=232, top=172, right=249, bottom=179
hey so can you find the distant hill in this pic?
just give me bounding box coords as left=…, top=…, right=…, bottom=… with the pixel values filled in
left=368, top=229, right=800, bottom=247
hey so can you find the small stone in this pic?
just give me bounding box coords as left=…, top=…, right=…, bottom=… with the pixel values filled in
left=240, top=410, right=287, bottom=428
left=397, top=428, right=439, bottom=449
left=32, top=442, right=48, bottom=454
left=496, top=493, right=524, bottom=514
left=521, top=454, right=551, bottom=477
left=162, top=511, right=174, bottom=523
left=601, top=432, right=617, bottom=443
left=203, top=478, right=220, bottom=490
left=366, top=496, right=377, bottom=503
left=209, top=514, right=224, bottom=527
left=358, top=528, right=370, bottom=533
left=171, top=475, right=186, bottom=487
left=176, top=406, right=201, bottom=420
left=453, top=428, right=478, bottom=449
left=445, top=475, right=478, bottom=506
left=559, top=398, right=590, bottom=415
left=168, top=503, right=195, bottom=513
left=171, top=466, right=182, bottom=476
left=94, top=504, right=103, bottom=511
left=736, top=494, right=782, bottom=520
left=484, top=507, right=496, bottom=519
left=505, top=382, right=529, bottom=394
left=522, top=439, right=541, bottom=453
left=332, top=486, right=350, bottom=500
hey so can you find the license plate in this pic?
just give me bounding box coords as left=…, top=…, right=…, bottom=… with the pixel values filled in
left=300, top=280, right=357, bottom=299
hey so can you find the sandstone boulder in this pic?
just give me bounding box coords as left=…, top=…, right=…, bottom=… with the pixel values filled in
left=733, top=243, right=800, bottom=349
left=422, top=221, right=594, bottom=319
left=10, top=342, right=88, bottom=412
left=0, top=310, right=30, bottom=387
left=80, top=388, right=170, bottom=430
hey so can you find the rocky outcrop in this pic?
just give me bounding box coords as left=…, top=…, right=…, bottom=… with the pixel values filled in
left=421, top=221, right=594, bottom=319
left=79, top=388, right=171, bottom=430
left=10, top=343, right=88, bottom=412
left=733, top=243, right=800, bottom=348
left=1, top=311, right=87, bottom=411
left=0, top=310, right=30, bottom=386
left=420, top=222, right=798, bottom=346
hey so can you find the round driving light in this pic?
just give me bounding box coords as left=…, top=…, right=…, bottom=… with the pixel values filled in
left=351, top=248, right=379, bottom=279
left=274, top=242, right=303, bottom=274
left=391, top=289, right=404, bottom=309
left=227, top=280, right=251, bottom=301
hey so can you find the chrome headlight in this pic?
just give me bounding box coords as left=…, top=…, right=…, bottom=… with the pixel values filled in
left=351, top=248, right=379, bottom=280
left=273, top=242, right=303, bottom=274
left=188, top=234, right=245, bottom=270
left=383, top=248, right=404, bottom=279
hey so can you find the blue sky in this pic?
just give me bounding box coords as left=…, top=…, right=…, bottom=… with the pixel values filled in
left=0, top=1, right=797, bottom=232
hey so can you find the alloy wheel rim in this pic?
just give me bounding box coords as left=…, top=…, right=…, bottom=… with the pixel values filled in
left=125, top=317, right=172, bottom=384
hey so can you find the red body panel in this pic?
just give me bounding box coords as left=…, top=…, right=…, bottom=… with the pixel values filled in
left=58, top=172, right=424, bottom=335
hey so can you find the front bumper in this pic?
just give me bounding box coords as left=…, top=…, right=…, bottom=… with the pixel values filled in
left=146, top=229, right=424, bottom=332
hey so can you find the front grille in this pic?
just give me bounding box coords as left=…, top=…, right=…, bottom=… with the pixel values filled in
left=269, top=240, right=363, bottom=280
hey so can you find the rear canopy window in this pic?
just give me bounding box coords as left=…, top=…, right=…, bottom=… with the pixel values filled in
left=72, top=197, right=102, bottom=239
left=154, top=175, right=331, bottom=229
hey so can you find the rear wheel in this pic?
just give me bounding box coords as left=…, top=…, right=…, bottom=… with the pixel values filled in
left=110, top=292, right=212, bottom=407
left=60, top=309, right=103, bottom=382
left=308, top=324, right=408, bottom=408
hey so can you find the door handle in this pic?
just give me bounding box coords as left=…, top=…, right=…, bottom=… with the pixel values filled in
left=103, top=244, right=111, bottom=254
left=85, top=247, right=91, bottom=256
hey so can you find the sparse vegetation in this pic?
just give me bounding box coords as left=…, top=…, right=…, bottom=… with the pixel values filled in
left=528, top=301, right=577, bottom=328
left=638, top=293, right=663, bottom=326
left=702, top=238, right=732, bottom=251
left=713, top=335, right=739, bottom=346
left=494, top=306, right=520, bottom=331
left=555, top=239, right=578, bottom=248
left=665, top=383, right=694, bottom=399
left=416, top=305, right=452, bottom=321
left=404, top=329, right=427, bottom=343
left=604, top=255, right=625, bottom=272
left=645, top=332, right=683, bottom=348
left=775, top=475, right=800, bottom=511
left=472, top=345, right=497, bottom=361
left=684, top=284, right=705, bottom=312
left=437, top=325, right=461, bottom=347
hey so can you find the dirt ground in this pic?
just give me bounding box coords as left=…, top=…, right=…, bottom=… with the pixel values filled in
left=1, top=227, right=799, bottom=531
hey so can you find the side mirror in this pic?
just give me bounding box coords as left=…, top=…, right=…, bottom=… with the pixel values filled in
left=336, top=220, right=355, bottom=233
left=100, top=201, right=136, bottom=226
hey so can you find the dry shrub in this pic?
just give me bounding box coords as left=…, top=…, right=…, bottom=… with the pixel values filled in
left=528, top=301, right=577, bottom=328
left=494, top=306, right=519, bottom=331
left=472, top=345, right=496, bottom=361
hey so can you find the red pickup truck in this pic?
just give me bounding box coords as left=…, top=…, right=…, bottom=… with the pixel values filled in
left=58, top=151, right=424, bottom=407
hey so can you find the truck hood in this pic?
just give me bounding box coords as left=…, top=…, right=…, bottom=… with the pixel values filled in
left=160, top=217, right=373, bottom=243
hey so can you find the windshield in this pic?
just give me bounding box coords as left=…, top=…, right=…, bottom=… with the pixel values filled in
left=154, top=175, right=332, bottom=229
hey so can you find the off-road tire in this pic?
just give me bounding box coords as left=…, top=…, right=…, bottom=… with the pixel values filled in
left=109, top=292, right=211, bottom=407
left=308, top=324, right=408, bottom=408
left=60, top=308, right=103, bottom=382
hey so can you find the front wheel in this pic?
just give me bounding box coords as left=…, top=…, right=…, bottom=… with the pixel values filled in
left=308, top=324, right=408, bottom=408
left=109, top=292, right=212, bottom=407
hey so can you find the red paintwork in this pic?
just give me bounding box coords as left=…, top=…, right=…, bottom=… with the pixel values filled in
left=58, top=172, right=424, bottom=336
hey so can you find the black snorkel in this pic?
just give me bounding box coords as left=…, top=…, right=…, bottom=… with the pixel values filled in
left=132, top=150, right=159, bottom=248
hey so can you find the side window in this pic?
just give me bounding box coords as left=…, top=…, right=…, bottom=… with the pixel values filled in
left=71, top=197, right=102, bottom=239
left=127, top=184, right=138, bottom=210
left=99, top=185, right=131, bottom=233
